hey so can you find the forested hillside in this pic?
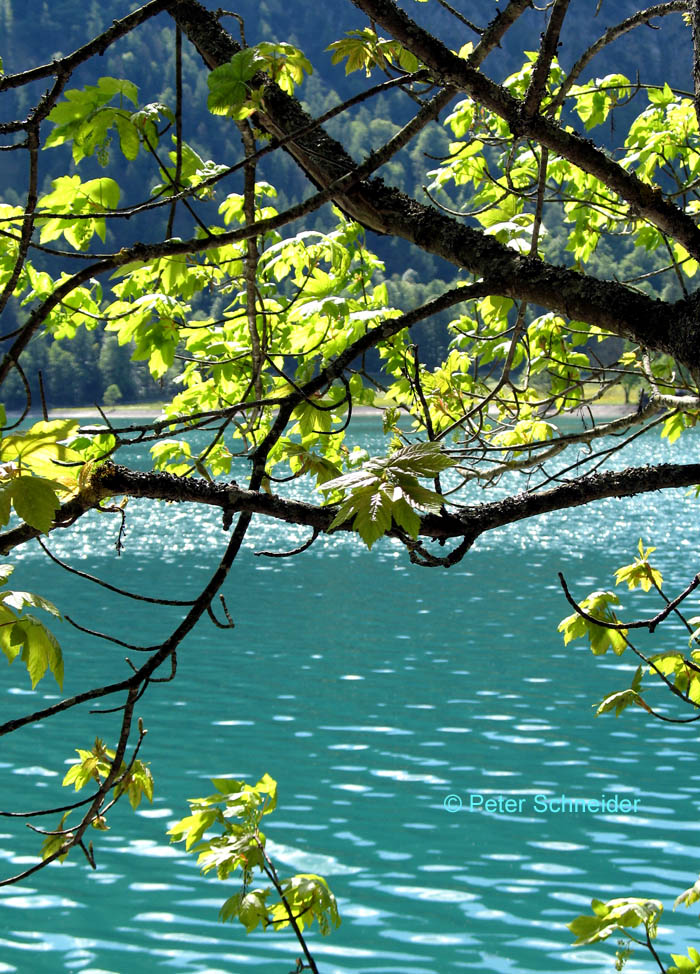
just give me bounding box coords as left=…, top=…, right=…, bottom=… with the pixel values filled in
left=0, top=0, right=693, bottom=405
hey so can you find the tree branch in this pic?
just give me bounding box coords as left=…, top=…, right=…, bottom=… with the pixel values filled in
left=350, top=0, right=700, bottom=259
left=3, top=459, right=699, bottom=562
left=169, top=0, right=700, bottom=372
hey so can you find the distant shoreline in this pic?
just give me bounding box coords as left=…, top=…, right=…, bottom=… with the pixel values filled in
left=44, top=403, right=640, bottom=422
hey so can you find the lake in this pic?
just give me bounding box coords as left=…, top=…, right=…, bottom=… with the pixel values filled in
left=1, top=416, right=699, bottom=973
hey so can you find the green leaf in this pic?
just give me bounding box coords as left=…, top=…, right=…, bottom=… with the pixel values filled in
left=15, top=616, right=63, bottom=689
left=38, top=176, right=120, bottom=249
left=0, top=420, right=79, bottom=469
left=668, top=948, right=700, bottom=974
left=270, top=874, right=341, bottom=936
left=648, top=81, right=675, bottom=107
left=10, top=476, right=61, bottom=533
left=390, top=495, right=422, bottom=538
left=114, top=114, right=140, bottom=159
left=40, top=812, right=72, bottom=863
left=321, top=442, right=453, bottom=549
left=45, top=77, right=139, bottom=164
left=387, top=441, right=455, bottom=476
left=558, top=591, right=628, bottom=656
left=675, top=877, right=700, bottom=910
left=220, top=888, right=270, bottom=930
left=207, top=49, right=264, bottom=116
left=167, top=809, right=220, bottom=850
left=0, top=607, right=63, bottom=690
left=568, top=897, right=662, bottom=946
left=353, top=483, right=394, bottom=548
left=0, top=587, right=60, bottom=616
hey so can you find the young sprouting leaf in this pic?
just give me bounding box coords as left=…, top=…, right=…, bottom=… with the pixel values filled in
left=595, top=666, right=649, bottom=716
left=13, top=616, right=64, bottom=690
left=171, top=775, right=340, bottom=951
left=280, top=440, right=342, bottom=486
left=220, top=888, right=271, bottom=930
left=614, top=539, right=663, bottom=592
left=255, top=42, right=313, bottom=94
left=39, top=812, right=72, bottom=863
left=327, top=28, right=419, bottom=76
left=645, top=651, right=700, bottom=704
left=568, top=897, right=662, bottom=946
left=668, top=947, right=700, bottom=974
left=196, top=827, right=267, bottom=879
left=558, top=591, right=628, bottom=656
left=321, top=442, right=453, bottom=548
left=675, top=876, right=700, bottom=910
left=595, top=690, right=650, bottom=718
left=167, top=809, right=220, bottom=851
left=130, top=101, right=174, bottom=148
left=269, top=874, right=341, bottom=935
left=117, top=759, right=155, bottom=810
left=63, top=750, right=100, bottom=791
left=690, top=618, right=700, bottom=647
left=63, top=739, right=154, bottom=811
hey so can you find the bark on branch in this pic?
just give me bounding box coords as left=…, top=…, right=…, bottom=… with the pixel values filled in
left=351, top=0, right=700, bottom=257
left=2, top=460, right=699, bottom=560
left=170, top=0, right=700, bottom=372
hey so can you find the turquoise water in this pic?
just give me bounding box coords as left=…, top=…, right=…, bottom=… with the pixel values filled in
left=1, top=418, right=700, bottom=973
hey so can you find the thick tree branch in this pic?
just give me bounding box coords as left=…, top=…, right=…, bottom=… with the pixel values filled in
left=551, top=1, right=689, bottom=114
left=523, top=0, right=570, bottom=118
left=691, top=0, right=700, bottom=130
left=350, top=0, right=700, bottom=258
left=169, top=0, right=700, bottom=373
left=469, top=0, right=534, bottom=69
left=2, top=459, right=699, bottom=560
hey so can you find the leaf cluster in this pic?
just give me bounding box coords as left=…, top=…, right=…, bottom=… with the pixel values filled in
left=568, top=896, right=662, bottom=946
left=0, top=563, right=63, bottom=690
left=328, top=27, right=420, bottom=76
left=0, top=418, right=80, bottom=533
left=321, top=441, right=454, bottom=548
left=168, top=775, right=340, bottom=939
left=207, top=42, right=312, bottom=119
left=558, top=539, right=700, bottom=722
left=62, top=737, right=154, bottom=811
